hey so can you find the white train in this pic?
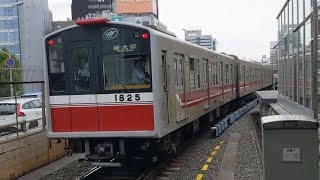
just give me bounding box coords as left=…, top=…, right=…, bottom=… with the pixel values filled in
left=44, top=18, right=273, bottom=166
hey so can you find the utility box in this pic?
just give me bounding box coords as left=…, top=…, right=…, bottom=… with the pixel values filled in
left=262, top=115, right=319, bottom=180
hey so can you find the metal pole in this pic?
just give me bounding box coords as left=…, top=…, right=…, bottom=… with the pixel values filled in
left=14, top=84, right=18, bottom=138
left=41, top=82, right=46, bottom=130
left=10, top=67, right=13, bottom=97
left=312, top=0, right=318, bottom=120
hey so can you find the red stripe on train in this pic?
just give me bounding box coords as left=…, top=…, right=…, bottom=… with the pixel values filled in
left=51, top=105, right=154, bottom=132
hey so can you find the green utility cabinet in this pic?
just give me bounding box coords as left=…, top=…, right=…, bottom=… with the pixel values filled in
left=262, top=115, right=319, bottom=180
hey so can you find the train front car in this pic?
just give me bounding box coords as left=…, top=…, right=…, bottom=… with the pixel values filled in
left=44, top=19, right=157, bottom=166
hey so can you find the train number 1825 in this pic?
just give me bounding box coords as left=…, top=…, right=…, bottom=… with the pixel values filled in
left=115, top=94, right=141, bottom=102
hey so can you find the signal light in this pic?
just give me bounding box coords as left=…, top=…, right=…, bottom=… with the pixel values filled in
left=48, top=40, right=54, bottom=46
left=141, top=33, right=149, bottom=40
left=76, top=18, right=109, bottom=25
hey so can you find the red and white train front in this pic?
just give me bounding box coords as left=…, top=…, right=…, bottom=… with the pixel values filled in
left=45, top=19, right=157, bottom=164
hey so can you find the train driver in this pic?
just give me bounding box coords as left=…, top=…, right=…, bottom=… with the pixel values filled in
left=78, top=64, right=90, bottom=78
left=76, top=64, right=90, bottom=90
left=132, top=58, right=150, bottom=85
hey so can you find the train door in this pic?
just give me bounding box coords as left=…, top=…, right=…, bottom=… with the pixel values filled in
left=203, top=59, right=210, bottom=108
left=231, top=64, right=234, bottom=97
left=66, top=42, right=98, bottom=131
left=161, top=51, right=170, bottom=125
left=174, top=53, right=187, bottom=121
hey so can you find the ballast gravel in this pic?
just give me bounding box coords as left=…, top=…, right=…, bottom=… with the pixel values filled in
left=163, top=108, right=263, bottom=180
left=39, top=106, right=262, bottom=180
left=39, top=160, right=92, bottom=180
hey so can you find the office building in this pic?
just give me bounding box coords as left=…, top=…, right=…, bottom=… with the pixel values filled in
left=0, top=1, right=22, bottom=60
left=184, top=30, right=218, bottom=51
left=71, top=0, right=170, bottom=34
left=72, top=0, right=114, bottom=20
left=19, top=0, right=52, bottom=82
left=270, top=41, right=278, bottom=73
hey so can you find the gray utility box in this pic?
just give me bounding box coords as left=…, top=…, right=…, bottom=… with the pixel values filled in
left=262, top=115, right=319, bottom=180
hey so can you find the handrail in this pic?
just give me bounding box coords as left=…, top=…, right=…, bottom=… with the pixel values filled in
left=0, top=81, right=44, bottom=85
left=0, top=117, right=42, bottom=129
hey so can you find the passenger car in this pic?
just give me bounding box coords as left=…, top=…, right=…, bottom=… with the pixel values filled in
left=0, top=98, right=43, bottom=131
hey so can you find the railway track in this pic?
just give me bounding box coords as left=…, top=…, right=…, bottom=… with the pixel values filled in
left=76, top=166, right=154, bottom=180
left=76, top=136, right=201, bottom=180
left=75, top=101, right=256, bottom=180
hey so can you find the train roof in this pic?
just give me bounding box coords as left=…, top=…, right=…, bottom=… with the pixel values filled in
left=45, top=18, right=272, bottom=70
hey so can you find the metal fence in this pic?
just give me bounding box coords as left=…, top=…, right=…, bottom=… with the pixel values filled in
left=0, top=81, right=45, bottom=143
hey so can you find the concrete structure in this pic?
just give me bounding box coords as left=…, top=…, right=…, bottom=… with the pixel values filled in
left=0, top=132, right=66, bottom=179
left=18, top=0, right=52, bottom=83
left=270, top=41, right=277, bottom=74
left=184, top=30, right=218, bottom=51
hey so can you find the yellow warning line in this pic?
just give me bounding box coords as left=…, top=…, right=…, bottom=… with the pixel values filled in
left=196, top=174, right=204, bottom=180
left=206, top=157, right=213, bottom=163
left=202, top=164, right=209, bottom=171
left=211, top=151, right=217, bottom=156
left=195, top=141, right=224, bottom=179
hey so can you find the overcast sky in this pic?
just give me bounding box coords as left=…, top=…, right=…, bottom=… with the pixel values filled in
left=48, top=0, right=287, bottom=61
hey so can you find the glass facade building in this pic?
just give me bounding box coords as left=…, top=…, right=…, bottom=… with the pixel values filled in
left=0, top=0, right=20, bottom=60
left=276, top=0, right=320, bottom=116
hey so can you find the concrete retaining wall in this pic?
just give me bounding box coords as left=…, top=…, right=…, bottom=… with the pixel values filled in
left=0, top=132, right=65, bottom=180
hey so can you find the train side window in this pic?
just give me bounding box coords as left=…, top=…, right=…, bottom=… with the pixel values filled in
left=230, top=64, right=233, bottom=84
left=203, top=59, right=208, bottom=85
left=219, top=62, right=223, bottom=85
left=211, top=62, right=217, bottom=86
left=225, top=64, right=229, bottom=84
left=246, top=67, right=249, bottom=82
left=174, top=58, right=178, bottom=88
left=161, top=51, right=167, bottom=90
left=234, top=65, right=236, bottom=83
left=48, top=39, right=66, bottom=92
left=195, top=59, right=200, bottom=88
left=242, top=66, right=245, bottom=82
left=179, top=56, right=184, bottom=88
left=189, top=58, right=195, bottom=89
left=174, top=54, right=184, bottom=90
left=189, top=58, right=200, bottom=89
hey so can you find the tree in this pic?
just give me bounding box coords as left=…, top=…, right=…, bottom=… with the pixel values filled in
left=0, top=48, right=23, bottom=97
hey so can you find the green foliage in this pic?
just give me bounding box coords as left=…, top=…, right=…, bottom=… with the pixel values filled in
left=0, top=48, right=23, bottom=97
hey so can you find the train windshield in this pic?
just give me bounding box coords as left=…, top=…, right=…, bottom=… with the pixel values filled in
left=46, top=24, right=151, bottom=95
left=101, top=27, right=151, bottom=91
